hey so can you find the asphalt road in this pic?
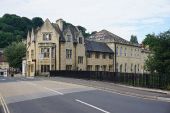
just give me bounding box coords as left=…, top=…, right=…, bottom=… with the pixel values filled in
left=0, top=76, right=170, bottom=113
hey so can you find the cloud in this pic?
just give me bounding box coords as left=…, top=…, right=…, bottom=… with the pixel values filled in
left=0, top=0, right=170, bottom=42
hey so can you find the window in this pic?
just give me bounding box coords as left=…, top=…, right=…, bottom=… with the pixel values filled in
left=124, top=48, right=127, bottom=56
left=78, top=56, right=83, bottom=64
left=131, top=64, right=133, bottom=72
left=66, top=65, right=72, bottom=70
left=95, top=53, right=100, bottom=59
left=102, top=65, right=107, bottom=71
left=116, top=47, right=118, bottom=56
left=41, top=48, right=50, bottom=58
left=67, top=35, right=71, bottom=42
left=102, top=54, right=106, bottom=59
left=87, top=65, right=92, bottom=71
left=120, top=47, right=122, bottom=56
left=43, top=33, right=51, bottom=41
left=51, top=47, right=55, bottom=58
left=87, top=52, right=92, bottom=58
left=125, top=63, right=127, bottom=72
left=41, top=65, right=50, bottom=72
left=109, top=54, right=113, bottom=59
left=120, top=64, right=122, bottom=72
left=95, top=65, right=100, bottom=71
left=31, top=50, right=34, bottom=59
left=79, top=37, right=83, bottom=44
left=109, top=65, right=113, bottom=71
left=138, top=64, right=140, bottom=72
left=66, top=49, right=72, bottom=59
left=31, top=64, right=34, bottom=72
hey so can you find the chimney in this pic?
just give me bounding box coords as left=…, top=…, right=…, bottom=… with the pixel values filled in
left=56, top=19, right=64, bottom=31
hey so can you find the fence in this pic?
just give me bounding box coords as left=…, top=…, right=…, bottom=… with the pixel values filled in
left=50, top=71, right=170, bottom=90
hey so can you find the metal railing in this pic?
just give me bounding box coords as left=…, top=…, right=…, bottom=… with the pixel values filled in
left=50, top=71, right=170, bottom=90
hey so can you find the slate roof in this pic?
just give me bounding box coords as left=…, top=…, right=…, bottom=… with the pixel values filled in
left=85, top=40, right=114, bottom=53
left=52, top=23, right=65, bottom=42
left=51, top=22, right=80, bottom=43
left=62, top=22, right=79, bottom=43
left=89, top=30, right=140, bottom=46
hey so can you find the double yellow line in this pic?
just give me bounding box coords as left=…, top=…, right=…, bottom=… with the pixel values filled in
left=0, top=94, right=10, bottom=113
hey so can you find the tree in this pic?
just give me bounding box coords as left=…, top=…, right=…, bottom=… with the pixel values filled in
left=32, top=17, right=44, bottom=28
left=0, top=14, right=44, bottom=48
left=144, top=30, right=170, bottom=74
left=130, top=35, right=138, bottom=44
left=142, top=34, right=159, bottom=50
left=4, top=42, right=26, bottom=69
left=77, top=26, right=91, bottom=38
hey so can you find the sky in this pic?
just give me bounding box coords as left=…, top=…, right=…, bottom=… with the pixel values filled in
left=0, top=0, right=170, bottom=43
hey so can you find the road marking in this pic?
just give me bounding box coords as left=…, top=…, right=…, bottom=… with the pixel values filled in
left=43, top=87, right=63, bottom=95
left=25, top=81, right=63, bottom=95
left=0, top=94, right=10, bottom=113
left=75, top=99, right=110, bottom=113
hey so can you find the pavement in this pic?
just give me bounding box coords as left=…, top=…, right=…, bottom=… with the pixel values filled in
left=0, top=76, right=170, bottom=113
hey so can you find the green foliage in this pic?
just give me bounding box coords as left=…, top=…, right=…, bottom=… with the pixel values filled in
left=142, top=34, right=159, bottom=50
left=130, top=35, right=138, bottom=44
left=144, top=30, right=170, bottom=74
left=77, top=26, right=91, bottom=38
left=32, top=17, right=44, bottom=28
left=4, top=42, right=26, bottom=69
left=0, top=14, right=44, bottom=48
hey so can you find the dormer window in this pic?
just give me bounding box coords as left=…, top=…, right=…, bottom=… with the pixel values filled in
left=43, top=33, right=51, bottom=41
left=79, top=37, right=83, bottom=44
left=67, top=35, right=71, bottom=42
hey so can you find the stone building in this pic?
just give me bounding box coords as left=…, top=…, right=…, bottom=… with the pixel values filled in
left=26, top=19, right=114, bottom=76
left=0, top=49, right=9, bottom=76
left=88, top=30, right=149, bottom=73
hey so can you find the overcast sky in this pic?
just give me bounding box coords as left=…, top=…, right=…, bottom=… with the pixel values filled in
left=1, top=0, right=170, bottom=42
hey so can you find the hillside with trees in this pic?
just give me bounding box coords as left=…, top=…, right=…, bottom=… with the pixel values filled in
left=0, top=14, right=44, bottom=48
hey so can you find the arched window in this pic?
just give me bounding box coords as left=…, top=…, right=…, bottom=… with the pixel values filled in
left=134, top=65, right=137, bottom=73
left=120, top=64, right=123, bottom=72
left=125, top=63, right=127, bottom=72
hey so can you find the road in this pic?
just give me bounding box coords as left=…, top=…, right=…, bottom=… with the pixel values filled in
left=0, top=76, right=170, bottom=113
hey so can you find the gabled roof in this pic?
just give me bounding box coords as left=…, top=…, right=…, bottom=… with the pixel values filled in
left=89, top=30, right=140, bottom=46
left=51, top=23, right=65, bottom=42
left=62, top=21, right=79, bottom=43
left=85, top=40, right=114, bottom=53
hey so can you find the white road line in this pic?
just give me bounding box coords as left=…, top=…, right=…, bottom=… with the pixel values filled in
left=25, top=82, right=63, bottom=95
left=43, top=87, right=63, bottom=95
left=75, top=99, right=110, bottom=113
left=0, top=94, right=10, bottom=113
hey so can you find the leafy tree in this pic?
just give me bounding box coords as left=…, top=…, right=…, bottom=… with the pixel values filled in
left=144, top=30, right=170, bottom=74
left=4, top=42, right=26, bottom=69
left=0, top=14, right=44, bottom=48
left=77, top=26, right=91, bottom=38
left=32, top=17, right=44, bottom=28
left=130, top=35, right=138, bottom=44
left=142, top=34, right=159, bottom=50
